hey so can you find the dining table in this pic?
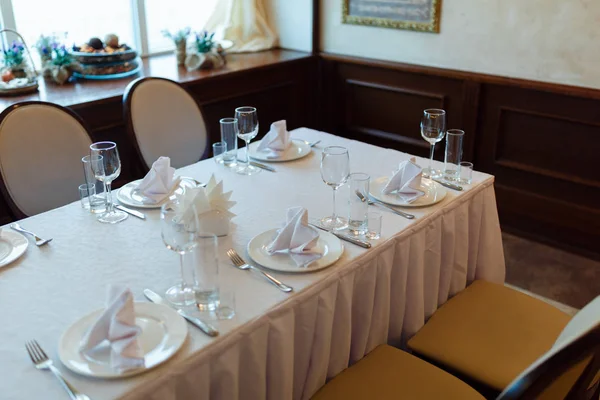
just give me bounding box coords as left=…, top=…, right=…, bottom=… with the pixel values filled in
left=0, top=128, right=505, bottom=400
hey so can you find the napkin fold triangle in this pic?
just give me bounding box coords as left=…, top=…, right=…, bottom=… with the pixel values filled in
left=136, top=157, right=181, bottom=203
left=382, top=157, right=425, bottom=203
left=256, top=120, right=291, bottom=159
left=267, top=207, right=322, bottom=267
left=80, top=286, right=144, bottom=372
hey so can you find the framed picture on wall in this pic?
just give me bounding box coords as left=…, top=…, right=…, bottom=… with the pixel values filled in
left=342, top=0, right=442, bottom=33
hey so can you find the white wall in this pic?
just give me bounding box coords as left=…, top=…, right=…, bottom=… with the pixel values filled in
left=267, top=0, right=313, bottom=53
left=321, top=0, right=600, bottom=89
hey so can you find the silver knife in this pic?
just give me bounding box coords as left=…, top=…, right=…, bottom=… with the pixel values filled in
left=143, top=289, right=219, bottom=337
left=432, top=179, right=463, bottom=191
left=116, top=205, right=146, bottom=220
left=250, top=161, right=276, bottom=172
left=309, top=223, right=372, bottom=249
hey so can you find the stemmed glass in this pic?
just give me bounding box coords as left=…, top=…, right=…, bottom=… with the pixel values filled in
left=89, top=141, right=128, bottom=224
left=161, top=200, right=198, bottom=306
left=235, top=106, right=260, bottom=175
left=320, top=146, right=350, bottom=230
left=420, top=109, right=446, bottom=178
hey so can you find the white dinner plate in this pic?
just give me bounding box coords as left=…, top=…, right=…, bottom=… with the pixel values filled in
left=248, top=139, right=311, bottom=162
left=0, top=230, right=28, bottom=268
left=59, top=302, right=188, bottom=379
left=370, top=177, right=447, bottom=207
left=247, top=228, right=344, bottom=273
left=116, top=177, right=198, bottom=209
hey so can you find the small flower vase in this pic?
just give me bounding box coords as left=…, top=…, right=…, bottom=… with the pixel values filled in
left=175, top=40, right=186, bottom=66
left=197, top=210, right=230, bottom=237
left=51, top=65, right=70, bottom=85
left=11, top=65, right=27, bottom=78
left=41, top=55, right=52, bottom=77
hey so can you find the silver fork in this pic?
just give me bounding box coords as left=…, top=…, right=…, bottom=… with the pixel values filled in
left=226, top=249, right=293, bottom=293
left=25, top=340, right=89, bottom=400
left=11, top=223, right=52, bottom=246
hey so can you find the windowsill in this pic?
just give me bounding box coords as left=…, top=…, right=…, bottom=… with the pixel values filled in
left=0, top=48, right=312, bottom=110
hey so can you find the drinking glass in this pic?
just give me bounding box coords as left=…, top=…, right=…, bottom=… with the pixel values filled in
left=320, top=146, right=350, bottom=230
left=161, top=200, right=198, bottom=306
left=234, top=106, right=260, bottom=175
left=220, top=117, right=238, bottom=167
left=366, top=211, right=382, bottom=240
left=82, top=155, right=107, bottom=214
left=420, top=109, right=446, bottom=178
left=90, top=142, right=127, bottom=224
left=460, top=162, right=474, bottom=184
left=444, top=129, right=464, bottom=181
left=189, top=233, right=219, bottom=311
left=79, top=183, right=95, bottom=209
left=348, top=173, right=370, bottom=236
left=213, top=142, right=227, bottom=165
left=216, top=290, right=236, bottom=320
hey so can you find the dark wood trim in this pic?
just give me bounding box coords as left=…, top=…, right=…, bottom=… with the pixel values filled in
left=345, top=79, right=447, bottom=103
left=123, top=77, right=210, bottom=173
left=0, top=101, right=95, bottom=218
left=321, top=52, right=600, bottom=100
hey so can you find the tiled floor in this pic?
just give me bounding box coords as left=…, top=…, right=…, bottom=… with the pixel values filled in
left=503, top=232, right=600, bottom=309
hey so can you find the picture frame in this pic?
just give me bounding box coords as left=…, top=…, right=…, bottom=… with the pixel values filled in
left=342, top=0, right=442, bottom=33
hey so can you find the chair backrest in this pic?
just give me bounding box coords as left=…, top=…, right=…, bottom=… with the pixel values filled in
left=123, top=77, right=208, bottom=171
left=499, top=296, right=600, bottom=399
left=0, top=102, right=93, bottom=217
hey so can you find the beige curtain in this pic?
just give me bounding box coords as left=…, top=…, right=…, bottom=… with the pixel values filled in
left=205, top=0, right=277, bottom=53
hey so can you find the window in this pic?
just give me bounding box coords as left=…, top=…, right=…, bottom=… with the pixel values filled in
left=145, top=0, right=218, bottom=53
left=0, top=0, right=218, bottom=57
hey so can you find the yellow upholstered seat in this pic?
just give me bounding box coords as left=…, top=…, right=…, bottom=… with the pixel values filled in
left=407, top=280, right=572, bottom=392
left=311, top=345, right=485, bottom=400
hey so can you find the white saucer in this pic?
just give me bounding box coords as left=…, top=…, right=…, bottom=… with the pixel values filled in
left=116, top=177, right=198, bottom=209
left=248, top=139, right=311, bottom=162
left=0, top=230, right=28, bottom=268
left=370, top=177, right=447, bottom=207
left=59, top=302, right=187, bottom=379
left=247, top=228, right=344, bottom=273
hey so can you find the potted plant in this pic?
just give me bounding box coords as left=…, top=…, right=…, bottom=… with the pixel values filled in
left=162, top=27, right=191, bottom=66
left=45, top=43, right=79, bottom=85
left=3, top=41, right=28, bottom=78
left=185, top=31, right=225, bottom=71
left=35, top=35, right=56, bottom=68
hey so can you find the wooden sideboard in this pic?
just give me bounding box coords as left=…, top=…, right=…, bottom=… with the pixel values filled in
left=318, top=53, right=600, bottom=259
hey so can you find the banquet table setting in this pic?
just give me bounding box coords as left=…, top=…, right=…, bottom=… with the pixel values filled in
left=0, top=115, right=506, bottom=399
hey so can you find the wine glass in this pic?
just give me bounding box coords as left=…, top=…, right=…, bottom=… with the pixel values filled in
left=90, top=141, right=128, bottom=224
left=420, top=109, right=446, bottom=178
left=320, top=146, right=350, bottom=230
left=234, top=106, right=260, bottom=176
left=161, top=200, right=198, bottom=306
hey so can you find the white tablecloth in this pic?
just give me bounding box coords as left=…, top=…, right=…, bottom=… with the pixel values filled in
left=0, top=129, right=505, bottom=400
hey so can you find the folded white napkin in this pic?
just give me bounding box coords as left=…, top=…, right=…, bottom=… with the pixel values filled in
left=174, top=174, right=236, bottom=233
left=267, top=207, right=322, bottom=267
left=80, top=286, right=144, bottom=371
left=256, top=120, right=291, bottom=159
left=136, top=157, right=181, bottom=203
left=382, top=157, right=425, bottom=203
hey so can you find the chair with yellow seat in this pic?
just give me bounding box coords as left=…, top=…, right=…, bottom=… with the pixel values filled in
left=406, top=280, right=600, bottom=398
left=312, top=317, right=600, bottom=400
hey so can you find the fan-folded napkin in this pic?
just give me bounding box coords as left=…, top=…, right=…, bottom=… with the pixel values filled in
left=256, top=120, right=291, bottom=158
left=79, top=286, right=144, bottom=371
left=174, top=175, right=236, bottom=234
left=136, top=157, right=181, bottom=203
left=382, top=157, right=425, bottom=203
left=267, top=207, right=322, bottom=267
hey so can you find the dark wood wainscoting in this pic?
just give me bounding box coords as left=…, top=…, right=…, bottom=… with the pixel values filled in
left=320, top=53, right=600, bottom=258
left=0, top=53, right=317, bottom=224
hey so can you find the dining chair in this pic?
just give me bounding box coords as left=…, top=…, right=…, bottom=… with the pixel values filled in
left=123, top=77, right=208, bottom=172
left=0, top=101, right=93, bottom=218
left=311, top=299, right=600, bottom=400
left=406, top=280, right=600, bottom=398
